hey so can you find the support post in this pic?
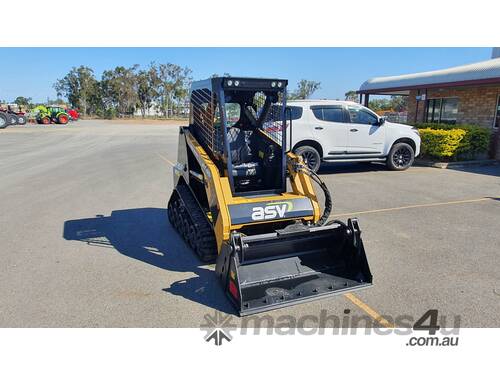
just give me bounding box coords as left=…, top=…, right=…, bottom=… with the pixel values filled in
left=363, top=94, right=370, bottom=108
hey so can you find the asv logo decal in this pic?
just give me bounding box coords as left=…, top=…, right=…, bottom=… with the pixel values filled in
left=251, top=201, right=293, bottom=221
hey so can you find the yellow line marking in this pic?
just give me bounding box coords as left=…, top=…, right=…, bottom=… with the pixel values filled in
left=333, top=197, right=497, bottom=218
left=156, top=152, right=174, bottom=166
left=344, top=293, right=394, bottom=328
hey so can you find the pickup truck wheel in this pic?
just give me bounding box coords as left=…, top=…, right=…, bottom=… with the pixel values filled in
left=295, top=145, right=321, bottom=172
left=387, top=142, right=414, bottom=171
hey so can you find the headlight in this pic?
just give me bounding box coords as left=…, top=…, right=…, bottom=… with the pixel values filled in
left=227, top=80, right=233, bottom=86
left=271, top=81, right=276, bottom=88
left=277, top=82, right=282, bottom=88
left=234, top=80, right=239, bottom=87
left=411, top=127, right=420, bottom=135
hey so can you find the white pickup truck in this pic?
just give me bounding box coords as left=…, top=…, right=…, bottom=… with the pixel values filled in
left=287, top=100, right=421, bottom=172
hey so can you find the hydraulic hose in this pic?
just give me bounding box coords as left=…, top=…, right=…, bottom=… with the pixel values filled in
left=302, top=167, right=332, bottom=226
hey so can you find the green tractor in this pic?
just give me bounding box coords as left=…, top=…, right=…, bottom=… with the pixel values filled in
left=35, top=105, right=70, bottom=125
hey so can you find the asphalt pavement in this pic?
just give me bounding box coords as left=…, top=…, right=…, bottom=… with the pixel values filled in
left=1, top=120, right=499, bottom=327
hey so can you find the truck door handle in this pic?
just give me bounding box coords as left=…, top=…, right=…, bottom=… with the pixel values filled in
left=314, top=126, right=323, bottom=130
left=350, top=128, right=358, bottom=132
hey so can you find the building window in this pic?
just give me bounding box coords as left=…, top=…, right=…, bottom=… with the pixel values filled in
left=495, top=96, right=500, bottom=128
left=425, top=98, right=459, bottom=124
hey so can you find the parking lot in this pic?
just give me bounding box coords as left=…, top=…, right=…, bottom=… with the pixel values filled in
left=1, top=120, right=499, bottom=327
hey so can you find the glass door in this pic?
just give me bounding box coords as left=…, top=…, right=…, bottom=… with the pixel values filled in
left=495, top=96, right=500, bottom=128
left=426, top=98, right=441, bottom=123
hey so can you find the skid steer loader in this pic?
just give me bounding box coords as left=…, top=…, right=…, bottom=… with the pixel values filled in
left=167, top=77, right=372, bottom=316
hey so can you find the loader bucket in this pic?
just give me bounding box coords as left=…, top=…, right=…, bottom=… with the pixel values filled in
left=215, top=218, right=372, bottom=316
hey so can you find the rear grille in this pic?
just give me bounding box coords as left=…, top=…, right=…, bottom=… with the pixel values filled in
left=191, top=88, right=222, bottom=154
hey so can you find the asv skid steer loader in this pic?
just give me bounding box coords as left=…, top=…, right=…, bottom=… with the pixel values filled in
left=167, top=77, right=372, bottom=316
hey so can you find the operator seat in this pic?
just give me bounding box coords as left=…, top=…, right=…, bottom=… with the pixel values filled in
left=227, top=126, right=261, bottom=178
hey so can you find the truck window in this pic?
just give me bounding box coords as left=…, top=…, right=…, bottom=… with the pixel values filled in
left=271, top=105, right=303, bottom=120
left=311, top=106, right=345, bottom=123
left=347, top=106, right=378, bottom=125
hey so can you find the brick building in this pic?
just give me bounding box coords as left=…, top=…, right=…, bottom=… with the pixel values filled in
left=357, top=50, right=500, bottom=158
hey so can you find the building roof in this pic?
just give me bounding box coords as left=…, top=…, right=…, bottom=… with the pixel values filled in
left=358, top=57, right=500, bottom=94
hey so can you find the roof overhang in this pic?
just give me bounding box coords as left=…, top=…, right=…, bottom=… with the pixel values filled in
left=358, top=57, right=500, bottom=95
left=358, top=77, right=500, bottom=94
left=359, top=90, right=410, bottom=95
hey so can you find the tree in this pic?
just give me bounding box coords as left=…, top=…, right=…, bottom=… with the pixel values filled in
left=172, top=67, right=192, bottom=116
left=368, top=98, right=391, bottom=112
left=54, top=66, right=99, bottom=116
left=157, top=63, right=174, bottom=117
left=367, top=96, right=408, bottom=113
left=211, top=73, right=231, bottom=78
left=53, top=61, right=194, bottom=119
left=14, top=96, right=32, bottom=108
left=101, top=65, right=139, bottom=117
left=157, top=63, right=192, bottom=118
left=136, top=63, right=160, bottom=118
left=389, top=95, right=408, bottom=112
left=289, top=79, right=321, bottom=99
left=47, top=98, right=67, bottom=105
left=344, top=90, right=358, bottom=101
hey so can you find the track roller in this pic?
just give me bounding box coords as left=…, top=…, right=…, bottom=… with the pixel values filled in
left=167, top=184, right=217, bottom=262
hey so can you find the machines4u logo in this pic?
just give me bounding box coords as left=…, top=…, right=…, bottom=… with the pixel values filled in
left=200, top=311, right=237, bottom=346
left=251, top=201, right=293, bottom=221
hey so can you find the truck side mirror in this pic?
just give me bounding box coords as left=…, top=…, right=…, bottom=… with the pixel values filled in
left=378, top=117, right=386, bottom=126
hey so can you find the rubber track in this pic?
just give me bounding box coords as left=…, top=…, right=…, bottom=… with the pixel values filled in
left=168, top=184, right=217, bottom=262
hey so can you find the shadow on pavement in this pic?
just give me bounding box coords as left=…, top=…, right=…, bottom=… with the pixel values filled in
left=318, top=162, right=388, bottom=175
left=63, top=207, right=233, bottom=314
left=318, top=161, right=500, bottom=178
left=445, top=164, right=500, bottom=178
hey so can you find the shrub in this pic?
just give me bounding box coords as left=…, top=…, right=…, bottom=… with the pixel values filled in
left=103, top=108, right=118, bottom=119
left=414, top=123, right=491, bottom=160
left=418, top=128, right=467, bottom=159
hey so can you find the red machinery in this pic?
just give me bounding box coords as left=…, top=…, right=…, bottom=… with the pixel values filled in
left=67, top=108, right=80, bottom=121
left=0, top=104, right=28, bottom=126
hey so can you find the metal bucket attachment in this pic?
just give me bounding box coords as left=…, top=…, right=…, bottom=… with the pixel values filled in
left=215, top=218, right=372, bottom=316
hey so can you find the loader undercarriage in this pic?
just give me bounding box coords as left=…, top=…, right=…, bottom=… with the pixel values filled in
left=168, top=184, right=217, bottom=262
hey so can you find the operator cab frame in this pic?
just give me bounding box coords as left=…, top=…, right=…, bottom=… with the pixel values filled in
left=189, top=77, right=289, bottom=197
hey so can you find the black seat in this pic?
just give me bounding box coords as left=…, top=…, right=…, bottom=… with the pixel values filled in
left=227, top=127, right=261, bottom=178
left=232, top=162, right=261, bottom=177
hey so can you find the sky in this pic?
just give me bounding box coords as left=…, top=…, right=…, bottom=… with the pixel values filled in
left=0, top=47, right=494, bottom=103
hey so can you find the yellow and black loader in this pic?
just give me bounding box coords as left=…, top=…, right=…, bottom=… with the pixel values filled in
left=167, top=77, right=372, bottom=316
